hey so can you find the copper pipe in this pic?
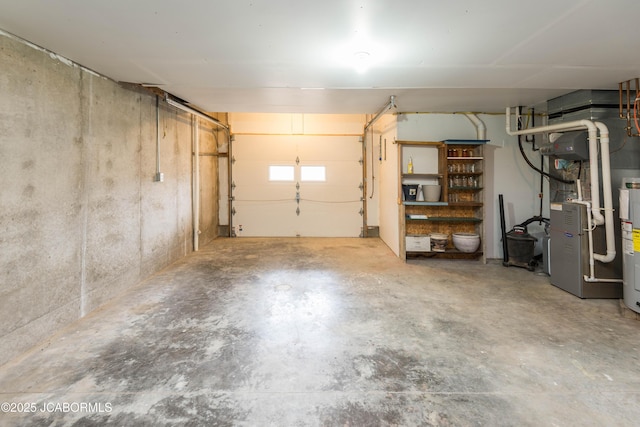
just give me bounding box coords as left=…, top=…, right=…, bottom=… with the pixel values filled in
left=627, top=80, right=631, bottom=121
left=619, top=81, right=624, bottom=118
left=618, top=79, right=640, bottom=137
left=629, top=77, right=640, bottom=137
left=626, top=80, right=632, bottom=136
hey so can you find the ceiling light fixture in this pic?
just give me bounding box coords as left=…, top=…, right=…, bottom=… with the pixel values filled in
left=353, top=51, right=371, bottom=73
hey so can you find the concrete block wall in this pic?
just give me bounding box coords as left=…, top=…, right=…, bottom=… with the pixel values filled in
left=0, top=33, right=220, bottom=366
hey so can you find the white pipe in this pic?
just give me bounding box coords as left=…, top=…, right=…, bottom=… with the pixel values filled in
left=584, top=277, right=623, bottom=283
left=586, top=126, right=604, bottom=226
left=571, top=185, right=620, bottom=283
left=227, top=130, right=234, bottom=237
left=569, top=198, right=596, bottom=280
left=192, top=116, right=200, bottom=251
left=465, top=113, right=486, bottom=140
left=593, top=122, right=616, bottom=263
left=505, top=107, right=604, bottom=225
left=505, top=107, right=619, bottom=265
left=156, top=96, right=161, bottom=179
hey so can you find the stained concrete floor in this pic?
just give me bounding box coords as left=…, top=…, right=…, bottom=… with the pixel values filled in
left=1, top=237, right=639, bottom=426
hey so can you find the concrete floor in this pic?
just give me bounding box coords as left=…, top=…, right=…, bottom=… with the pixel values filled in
left=0, top=238, right=639, bottom=426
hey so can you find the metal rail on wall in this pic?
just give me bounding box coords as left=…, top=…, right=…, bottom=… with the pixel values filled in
left=362, top=96, right=397, bottom=237
left=163, top=94, right=233, bottom=244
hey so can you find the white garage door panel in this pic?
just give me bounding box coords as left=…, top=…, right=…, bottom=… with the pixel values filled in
left=234, top=200, right=297, bottom=236
left=234, top=180, right=297, bottom=237
left=309, top=162, right=360, bottom=185
left=297, top=202, right=360, bottom=236
left=233, top=134, right=362, bottom=237
left=235, top=183, right=293, bottom=201
left=301, top=184, right=360, bottom=201
left=238, top=137, right=297, bottom=160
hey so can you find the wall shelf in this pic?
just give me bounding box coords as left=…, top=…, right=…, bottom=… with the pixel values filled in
left=404, top=201, right=448, bottom=206
left=443, top=139, right=490, bottom=144
left=406, top=250, right=484, bottom=259
left=449, top=186, right=483, bottom=191
left=398, top=140, right=487, bottom=261
left=405, top=215, right=482, bottom=222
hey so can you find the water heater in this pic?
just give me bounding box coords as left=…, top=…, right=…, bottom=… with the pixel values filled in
left=620, top=178, right=640, bottom=314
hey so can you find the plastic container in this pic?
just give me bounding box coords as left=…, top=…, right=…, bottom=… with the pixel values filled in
left=430, top=233, right=449, bottom=252
left=422, top=184, right=441, bottom=202
left=506, top=232, right=536, bottom=264
left=402, top=184, right=419, bottom=201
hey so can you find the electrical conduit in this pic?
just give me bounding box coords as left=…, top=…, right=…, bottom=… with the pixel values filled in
left=192, top=115, right=200, bottom=251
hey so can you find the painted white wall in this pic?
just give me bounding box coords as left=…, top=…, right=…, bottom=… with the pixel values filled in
left=376, top=115, right=400, bottom=255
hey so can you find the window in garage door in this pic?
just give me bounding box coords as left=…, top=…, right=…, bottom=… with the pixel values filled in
left=269, top=165, right=295, bottom=181
left=300, top=166, right=326, bottom=182
left=233, top=135, right=362, bottom=237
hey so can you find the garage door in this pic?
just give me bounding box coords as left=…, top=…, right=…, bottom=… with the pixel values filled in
left=232, top=135, right=363, bottom=237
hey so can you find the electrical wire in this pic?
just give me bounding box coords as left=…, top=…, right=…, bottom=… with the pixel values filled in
left=518, top=135, right=575, bottom=184
left=233, top=199, right=293, bottom=203
left=369, top=128, right=375, bottom=199
left=634, top=96, right=640, bottom=135
left=516, top=107, right=574, bottom=185
left=234, top=198, right=360, bottom=204
left=609, top=133, right=628, bottom=154
left=539, top=154, right=544, bottom=217
left=301, top=199, right=361, bottom=204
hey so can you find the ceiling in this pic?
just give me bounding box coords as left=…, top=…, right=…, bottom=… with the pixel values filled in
left=1, top=0, right=639, bottom=114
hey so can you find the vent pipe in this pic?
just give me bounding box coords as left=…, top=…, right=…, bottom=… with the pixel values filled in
left=505, top=107, right=615, bottom=266
left=464, top=113, right=486, bottom=140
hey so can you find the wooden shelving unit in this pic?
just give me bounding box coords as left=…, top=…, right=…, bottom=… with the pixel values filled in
left=398, top=139, right=487, bottom=261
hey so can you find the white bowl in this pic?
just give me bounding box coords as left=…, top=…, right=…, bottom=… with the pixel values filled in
left=452, top=232, right=480, bottom=253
